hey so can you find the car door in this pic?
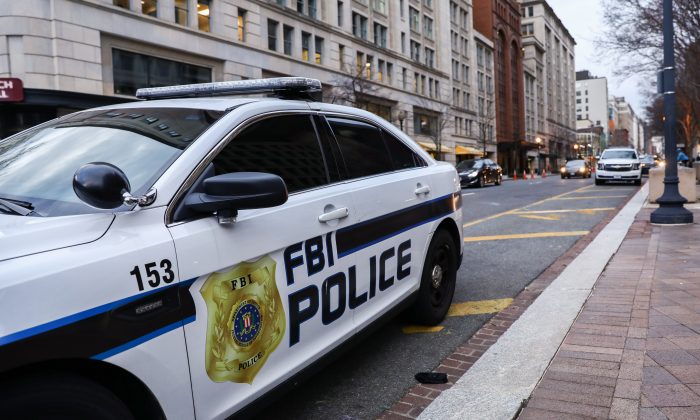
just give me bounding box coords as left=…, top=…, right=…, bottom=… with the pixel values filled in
left=320, top=115, right=437, bottom=327
left=167, top=112, right=360, bottom=419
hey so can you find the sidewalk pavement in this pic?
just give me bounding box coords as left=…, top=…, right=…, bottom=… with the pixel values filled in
left=415, top=182, right=700, bottom=419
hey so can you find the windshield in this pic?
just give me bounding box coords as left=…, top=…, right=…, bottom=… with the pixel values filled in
left=641, top=156, right=654, bottom=163
left=456, top=159, right=483, bottom=170
left=0, top=107, right=224, bottom=216
left=565, top=160, right=584, bottom=168
left=601, top=150, right=636, bottom=160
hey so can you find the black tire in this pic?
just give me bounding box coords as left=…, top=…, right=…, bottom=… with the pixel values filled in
left=595, top=177, right=603, bottom=185
left=495, top=175, right=502, bottom=185
left=561, top=175, right=565, bottom=179
left=408, top=229, right=458, bottom=325
left=477, top=175, right=483, bottom=188
left=634, top=178, right=641, bottom=186
left=0, top=372, right=134, bottom=420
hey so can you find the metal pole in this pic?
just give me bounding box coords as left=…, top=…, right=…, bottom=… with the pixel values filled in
left=650, top=0, right=693, bottom=224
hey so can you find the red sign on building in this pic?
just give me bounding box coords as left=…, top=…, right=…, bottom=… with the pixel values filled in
left=0, top=78, right=24, bottom=102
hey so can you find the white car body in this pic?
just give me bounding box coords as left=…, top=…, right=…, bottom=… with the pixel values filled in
left=595, top=147, right=641, bottom=184
left=0, top=82, right=463, bottom=419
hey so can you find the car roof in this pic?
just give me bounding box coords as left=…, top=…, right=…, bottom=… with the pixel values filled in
left=85, top=97, right=274, bottom=112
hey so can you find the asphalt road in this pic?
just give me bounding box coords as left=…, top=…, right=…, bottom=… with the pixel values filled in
left=256, top=175, right=640, bottom=420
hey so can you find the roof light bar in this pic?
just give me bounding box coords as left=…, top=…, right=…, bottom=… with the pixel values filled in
left=136, top=77, right=322, bottom=100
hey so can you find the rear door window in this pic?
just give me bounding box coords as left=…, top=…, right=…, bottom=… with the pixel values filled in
left=325, top=117, right=393, bottom=179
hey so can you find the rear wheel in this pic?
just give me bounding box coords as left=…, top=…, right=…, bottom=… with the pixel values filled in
left=1, top=372, right=134, bottom=420
left=408, top=229, right=458, bottom=325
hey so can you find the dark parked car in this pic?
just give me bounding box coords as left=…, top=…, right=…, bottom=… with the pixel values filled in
left=560, top=159, right=592, bottom=178
left=456, top=158, right=502, bottom=187
left=639, top=155, right=656, bottom=175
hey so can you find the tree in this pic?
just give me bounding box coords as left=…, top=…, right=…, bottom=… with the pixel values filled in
left=327, top=63, right=378, bottom=107
left=599, top=0, right=700, bottom=155
left=476, top=93, right=496, bottom=157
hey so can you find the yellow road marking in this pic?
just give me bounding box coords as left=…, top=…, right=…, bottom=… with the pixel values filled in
left=447, top=298, right=513, bottom=317
left=463, top=184, right=593, bottom=228
left=552, top=196, right=627, bottom=200
left=512, top=208, right=615, bottom=215
left=464, top=231, right=589, bottom=242
left=519, top=214, right=561, bottom=221
left=402, top=325, right=445, bottom=334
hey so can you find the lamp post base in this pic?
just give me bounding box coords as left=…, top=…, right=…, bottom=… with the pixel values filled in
left=650, top=205, right=694, bottom=224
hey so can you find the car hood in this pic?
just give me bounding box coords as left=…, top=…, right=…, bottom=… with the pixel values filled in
left=0, top=213, right=115, bottom=262
left=600, top=158, right=638, bottom=164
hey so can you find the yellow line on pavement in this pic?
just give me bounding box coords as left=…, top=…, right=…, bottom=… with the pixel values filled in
left=402, top=325, right=445, bottom=334
left=463, top=184, right=593, bottom=228
left=512, top=208, right=615, bottom=214
left=464, top=231, right=589, bottom=242
left=552, top=196, right=627, bottom=200
left=447, top=298, right=513, bottom=317
left=518, top=214, right=561, bottom=221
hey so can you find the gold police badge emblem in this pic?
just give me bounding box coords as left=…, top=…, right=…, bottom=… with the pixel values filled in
left=200, top=256, right=285, bottom=384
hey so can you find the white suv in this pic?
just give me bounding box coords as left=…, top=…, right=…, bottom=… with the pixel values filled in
left=595, top=147, right=642, bottom=185
left=0, top=78, right=463, bottom=419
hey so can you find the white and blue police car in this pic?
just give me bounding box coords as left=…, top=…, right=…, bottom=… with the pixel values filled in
left=0, top=78, right=463, bottom=419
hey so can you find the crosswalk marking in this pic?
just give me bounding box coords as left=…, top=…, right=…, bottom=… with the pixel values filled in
left=518, top=214, right=561, bottom=221
left=512, top=208, right=615, bottom=215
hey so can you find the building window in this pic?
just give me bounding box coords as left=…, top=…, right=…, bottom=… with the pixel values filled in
left=387, top=62, right=393, bottom=83
left=339, top=44, right=345, bottom=69
left=277, top=0, right=286, bottom=5
left=302, top=32, right=311, bottom=61
left=308, top=0, right=317, bottom=18
left=237, top=9, right=247, bottom=42
left=423, top=16, right=433, bottom=39
left=366, top=55, right=373, bottom=79
left=314, top=36, right=323, bottom=64
left=268, top=19, right=279, bottom=51
left=450, top=2, right=458, bottom=23
left=114, top=0, right=129, bottom=9
left=297, top=0, right=304, bottom=13
left=414, top=112, right=436, bottom=135
left=424, top=48, right=434, bottom=68
left=373, top=0, right=386, bottom=14
left=401, top=32, right=406, bottom=54
left=352, top=12, right=368, bottom=39
left=197, top=0, right=210, bottom=32
left=528, top=6, right=533, bottom=17
left=283, top=25, right=293, bottom=55
left=142, top=0, right=157, bottom=17
left=377, top=59, right=385, bottom=82
left=337, top=1, right=343, bottom=26
left=175, top=0, right=188, bottom=26
left=410, top=40, right=420, bottom=62
left=409, top=7, right=420, bottom=32
left=356, top=51, right=364, bottom=74
left=400, top=0, right=405, bottom=17
left=374, top=23, right=387, bottom=48
left=402, top=67, right=407, bottom=90
left=112, top=48, right=211, bottom=96
left=424, top=0, right=432, bottom=8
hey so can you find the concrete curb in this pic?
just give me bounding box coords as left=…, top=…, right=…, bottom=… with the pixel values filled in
left=418, top=183, right=650, bottom=420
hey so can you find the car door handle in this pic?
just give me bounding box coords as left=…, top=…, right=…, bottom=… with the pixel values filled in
left=318, top=207, right=349, bottom=223
left=414, top=185, right=431, bottom=195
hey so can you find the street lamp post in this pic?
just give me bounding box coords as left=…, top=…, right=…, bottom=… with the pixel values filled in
left=397, top=110, right=406, bottom=131
left=535, top=137, right=543, bottom=174
left=651, top=0, right=693, bottom=224
left=573, top=143, right=579, bottom=159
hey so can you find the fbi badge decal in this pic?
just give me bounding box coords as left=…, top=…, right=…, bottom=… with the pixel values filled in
left=200, top=256, right=285, bottom=384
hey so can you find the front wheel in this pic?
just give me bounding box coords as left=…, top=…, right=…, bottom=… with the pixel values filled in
left=495, top=175, right=502, bottom=185
left=595, top=177, right=603, bottom=185
left=1, top=372, right=135, bottom=420
left=408, top=229, right=458, bottom=325
left=634, top=178, right=641, bottom=186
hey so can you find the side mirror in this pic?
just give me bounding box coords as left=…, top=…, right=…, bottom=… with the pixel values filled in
left=73, top=162, right=131, bottom=209
left=184, top=172, right=288, bottom=222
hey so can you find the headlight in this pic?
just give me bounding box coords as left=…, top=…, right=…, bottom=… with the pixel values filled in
left=659, top=161, right=666, bottom=167
left=579, top=167, right=585, bottom=172
left=467, top=171, right=477, bottom=178
left=560, top=167, right=566, bottom=173
left=598, top=163, right=604, bottom=170
left=632, top=163, right=639, bottom=170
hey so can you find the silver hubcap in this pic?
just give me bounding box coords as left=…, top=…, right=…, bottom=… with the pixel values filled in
left=431, top=265, right=443, bottom=289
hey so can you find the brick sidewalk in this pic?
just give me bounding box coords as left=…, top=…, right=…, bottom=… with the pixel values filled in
left=519, top=208, right=700, bottom=419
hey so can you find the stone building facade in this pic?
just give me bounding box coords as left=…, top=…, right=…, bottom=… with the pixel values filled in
left=0, top=0, right=497, bottom=164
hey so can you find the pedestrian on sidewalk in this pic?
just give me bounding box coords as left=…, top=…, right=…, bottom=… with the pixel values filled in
left=677, top=147, right=689, bottom=167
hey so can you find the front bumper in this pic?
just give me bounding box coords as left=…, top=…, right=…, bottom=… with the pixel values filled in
left=459, top=175, right=480, bottom=187
left=595, top=169, right=641, bottom=180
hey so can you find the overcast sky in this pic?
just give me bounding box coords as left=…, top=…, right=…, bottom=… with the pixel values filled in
left=545, top=0, right=648, bottom=116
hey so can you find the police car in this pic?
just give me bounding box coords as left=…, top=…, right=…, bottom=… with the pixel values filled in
left=0, top=78, right=463, bottom=419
